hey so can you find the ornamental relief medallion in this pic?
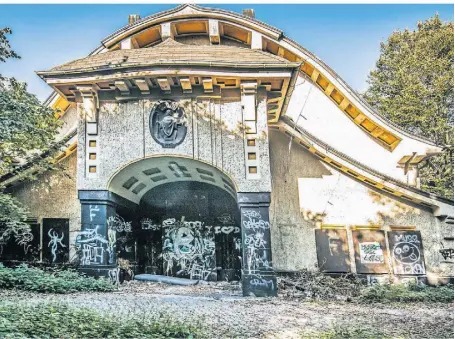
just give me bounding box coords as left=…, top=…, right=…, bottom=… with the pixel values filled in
left=149, top=100, right=187, bottom=148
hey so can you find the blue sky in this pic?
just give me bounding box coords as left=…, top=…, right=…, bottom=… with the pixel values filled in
left=0, top=3, right=453, bottom=102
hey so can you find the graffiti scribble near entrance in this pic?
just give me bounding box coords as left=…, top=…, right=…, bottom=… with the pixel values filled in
left=161, top=217, right=216, bottom=280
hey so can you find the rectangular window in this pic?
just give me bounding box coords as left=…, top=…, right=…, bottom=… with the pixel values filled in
left=89, top=153, right=97, bottom=160
left=248, top=166, right=257, bottom=174
left=89, top=140, right=97, bottom=147
left=89, top=166, right=96, bottom=173
left=247, top=153, right=257, bottom=160
left=247, top=139, right=256, bottom=147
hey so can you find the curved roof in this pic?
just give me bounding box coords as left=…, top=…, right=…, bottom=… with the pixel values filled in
left=85, top=4, right=440, bottom=148
left=41, top=39, right=297, bottom=75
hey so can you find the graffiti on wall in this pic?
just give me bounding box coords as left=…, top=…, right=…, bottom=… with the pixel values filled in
left=75, top=226, right=108, bottom=265
left=242, top=210, right=271, bottom=275
left=161, top=217, right=216, bottom=280
left=388, top=231, right=425, bottom=275
left=107, top=215, right=132, bottom=233
left=140, top=218, right=160, bottom=231
left=352, top=230, right=388, bottom=274
left=359, top=242, right=384, bottom=264
left=440, top=248, right=454, bottom=261
left=48, top=229, right=66, bottom=263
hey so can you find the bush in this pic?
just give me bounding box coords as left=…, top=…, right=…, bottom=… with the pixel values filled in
left=0, top=264, right=114, bottom=293
left=0, top=302, right=201, bottom=338
left=359, top=282, right=454, bottom=303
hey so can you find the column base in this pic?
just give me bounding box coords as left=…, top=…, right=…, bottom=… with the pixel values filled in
left=242, top=270, right=277, bottom=297
left=79, top=265, right=116, bottom=279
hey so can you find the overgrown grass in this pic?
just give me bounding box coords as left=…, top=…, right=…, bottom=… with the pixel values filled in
left=0, top=264, right=114, bottom=293
left=0, top=302, right=201, bottom=338
left=359, top=282, right=454, bottom=303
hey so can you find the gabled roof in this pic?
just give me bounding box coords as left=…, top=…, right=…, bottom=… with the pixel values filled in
left=38, top=39, right=297, bottom=76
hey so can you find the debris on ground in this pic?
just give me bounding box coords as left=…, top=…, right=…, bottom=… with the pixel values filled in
left=277, top=270, right=363, bottom=301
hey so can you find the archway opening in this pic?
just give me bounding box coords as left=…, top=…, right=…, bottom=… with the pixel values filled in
left=107, top=156, right=241, bottom=281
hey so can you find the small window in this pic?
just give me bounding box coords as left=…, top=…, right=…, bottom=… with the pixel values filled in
left=248, top=153, right=257, bottom=160
left=247, top=139, right=256, bottom=147
left=89, top=166, right=96, bottom=173
left=89, top=153, right=96, bottom=160
left=89, top=140, right=96, bottom=147
left=248, top=166, right=257, bottom=174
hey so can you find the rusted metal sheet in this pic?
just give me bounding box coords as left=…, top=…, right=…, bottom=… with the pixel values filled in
left=315, top=229, right=351, bottom=273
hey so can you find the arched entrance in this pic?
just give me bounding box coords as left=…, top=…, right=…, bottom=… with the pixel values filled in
left=77, top=156, right=276, bottom=296
left=122, top=181, right=241, bottom=281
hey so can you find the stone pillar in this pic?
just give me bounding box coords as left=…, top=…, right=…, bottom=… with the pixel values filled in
left=77, top=191, right=118, bottom=277
left=238, top=192, right=277, bottom=297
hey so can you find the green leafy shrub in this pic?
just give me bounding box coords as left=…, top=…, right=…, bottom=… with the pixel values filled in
left=359, top=282, right=454, bottom=303
left=0, top=264, right=114, bottom=293
left=0, top=302, right=201, bottom=338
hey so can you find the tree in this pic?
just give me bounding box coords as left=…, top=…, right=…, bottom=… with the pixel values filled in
left=0, top=28, right=60, bottom=253
left=364, top=15, right=454, bottom=198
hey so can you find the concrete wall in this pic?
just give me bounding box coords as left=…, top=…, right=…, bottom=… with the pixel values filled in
left=11, top=152, right=80, bottom=260
left=269, top=130, right=453, bottom=277
left=77, top=89, right=272, bottom=196
left=285, top=74, right=440, bottom=184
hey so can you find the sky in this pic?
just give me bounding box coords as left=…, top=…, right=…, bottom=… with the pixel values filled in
left=0, top=3, right=453, bottom=102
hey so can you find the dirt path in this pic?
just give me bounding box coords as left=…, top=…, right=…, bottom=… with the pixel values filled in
left=1, top=282, right=453, bottom=338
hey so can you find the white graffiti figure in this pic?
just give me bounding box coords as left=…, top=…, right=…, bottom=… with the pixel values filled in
left=161, top=217, right=215, bottom=280
left=75, top=226, right=108, bottom=265
left=140, top=218, right=160, bottom=230
left=392, top=242, right=425, bottom=274
left=245, top=233, right=267, bottom=249
left=107, top=214, right=132, bottom=232
left=242, top=210, right=270, bottom=231
left=48, top=229, right=66, bottom=263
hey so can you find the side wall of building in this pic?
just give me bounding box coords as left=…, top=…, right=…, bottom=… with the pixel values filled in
left=269, top=130, right=453, bottom=278
left=10, top=153, right=80, bottom=261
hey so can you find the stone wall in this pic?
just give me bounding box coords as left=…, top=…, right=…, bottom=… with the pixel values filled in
left=268, top=130, right=453, bottom=278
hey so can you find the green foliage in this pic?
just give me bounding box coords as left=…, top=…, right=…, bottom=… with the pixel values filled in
left=0, top=302, right=201, bottom=338
left=0, top=264, right=114, bottom=293
left=364, top=15, right=454, bottom=198
left=0, top=27, right=61, bottom=248
left=359, top=282, right=454, bottom=303
left=0, top=27, right=19, bottom=63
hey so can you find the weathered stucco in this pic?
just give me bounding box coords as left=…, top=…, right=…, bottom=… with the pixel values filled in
left=77, top=89, right=272, bottom=196
left=285, top=74, right=441, bottom=184
left=10, top=153, right=80, bottom=260
left=269, top=130, right=453, bottom=277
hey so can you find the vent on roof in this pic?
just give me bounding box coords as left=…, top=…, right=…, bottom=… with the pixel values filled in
left=242, top=9, right=255, bottom=18
left=128, top=14, right=140, bottom=25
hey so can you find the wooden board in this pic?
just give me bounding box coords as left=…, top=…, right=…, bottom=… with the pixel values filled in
left=43, top=218, right=69, bottom=264
left=388, top=230, right=426, bottom=275
left=352, top=230, right=388, bottom=274
left=315, top=229, right=351, bottom=273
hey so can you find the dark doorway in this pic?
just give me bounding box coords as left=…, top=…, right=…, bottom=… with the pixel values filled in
left=117, top=181, right=241, bottom=281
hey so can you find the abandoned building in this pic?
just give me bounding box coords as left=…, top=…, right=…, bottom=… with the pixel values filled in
left=1, top=4, right=453, bottom=297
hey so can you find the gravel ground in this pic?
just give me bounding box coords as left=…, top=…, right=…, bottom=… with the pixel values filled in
left=1, top=281, right=453, bottom=338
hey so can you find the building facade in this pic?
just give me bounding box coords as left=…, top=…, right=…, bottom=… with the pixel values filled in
left=1, top=4, right=453, bottom=297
